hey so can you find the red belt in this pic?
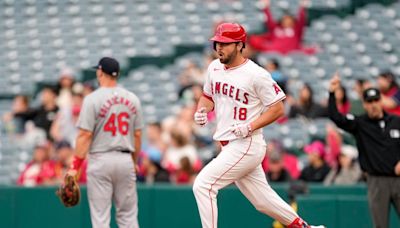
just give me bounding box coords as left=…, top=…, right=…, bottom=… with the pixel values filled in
left=219, top=140, right=229, bottom=146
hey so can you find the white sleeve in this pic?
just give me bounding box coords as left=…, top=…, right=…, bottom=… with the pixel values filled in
left=202, top=69, right=213, bottom=97
left=253, top=72, right=286, bottom=107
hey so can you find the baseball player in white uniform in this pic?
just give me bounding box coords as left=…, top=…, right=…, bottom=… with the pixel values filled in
left=193, top=23, right=325, bottom=228
left=67, top=57, right=143, bottom=228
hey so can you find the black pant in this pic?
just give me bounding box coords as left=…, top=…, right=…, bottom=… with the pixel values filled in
left=367, top=175, right=400, bottom=228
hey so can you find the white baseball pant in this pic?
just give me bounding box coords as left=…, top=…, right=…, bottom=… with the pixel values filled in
left=193, top=134, right=299, bottom=228
left=87, top=152, right=139, bottom=228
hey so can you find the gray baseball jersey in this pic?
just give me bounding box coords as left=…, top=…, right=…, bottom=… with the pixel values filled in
left=77, top=87, right=144, bottom=153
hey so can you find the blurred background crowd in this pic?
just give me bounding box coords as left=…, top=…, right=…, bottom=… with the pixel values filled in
left=4, top=58, right=398, bottom=187
left=0, top=0, right=400, bottom=187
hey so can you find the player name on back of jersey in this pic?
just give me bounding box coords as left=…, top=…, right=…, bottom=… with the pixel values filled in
left=98, top=95, right=137, bottom=119
left=211, top=81, right=249, bottom=104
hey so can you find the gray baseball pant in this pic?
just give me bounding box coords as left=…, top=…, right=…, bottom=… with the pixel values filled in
left=87, top=151, right=139, bottom=228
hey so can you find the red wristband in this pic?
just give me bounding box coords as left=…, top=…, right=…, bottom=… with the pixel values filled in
left=70, top=155, right=84, bottom=171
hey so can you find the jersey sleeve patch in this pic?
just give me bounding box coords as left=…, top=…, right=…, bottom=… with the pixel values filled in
left=273, top=83, right=282, bottom=95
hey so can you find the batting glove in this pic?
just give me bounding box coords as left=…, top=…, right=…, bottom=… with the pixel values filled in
left=230, top=123, right=252, bottom=138
left=194, top=107, right=208, bottom=126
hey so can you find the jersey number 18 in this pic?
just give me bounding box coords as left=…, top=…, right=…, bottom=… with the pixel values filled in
left=233, top=107, right=247, bottom=120
left=104, top=112, right=130, bottom=136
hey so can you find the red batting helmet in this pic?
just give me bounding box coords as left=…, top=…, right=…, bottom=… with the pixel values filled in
left=210, top=23, right=247, bottom=44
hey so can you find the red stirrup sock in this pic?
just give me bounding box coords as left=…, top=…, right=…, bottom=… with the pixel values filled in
left=287, top=218, right=309, bottom=228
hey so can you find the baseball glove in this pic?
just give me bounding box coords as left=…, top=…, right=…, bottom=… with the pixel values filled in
left=56, top=174, right=80, bottom=207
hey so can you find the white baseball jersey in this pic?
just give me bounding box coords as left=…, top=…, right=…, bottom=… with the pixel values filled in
left=203, top=59, right=286, bottom=141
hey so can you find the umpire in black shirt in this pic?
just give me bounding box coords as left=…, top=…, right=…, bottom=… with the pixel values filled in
left=328, top=73, right=400, bottom=228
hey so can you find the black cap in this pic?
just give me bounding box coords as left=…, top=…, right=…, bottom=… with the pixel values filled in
left=55, top=140, right=71, bottom=150
left=363, top=88, right=381, bottom=102
left=92, top=57, right=120, bottom=77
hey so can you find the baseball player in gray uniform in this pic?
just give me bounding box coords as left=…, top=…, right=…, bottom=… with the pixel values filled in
left=67, top=57, right=143, bottom=228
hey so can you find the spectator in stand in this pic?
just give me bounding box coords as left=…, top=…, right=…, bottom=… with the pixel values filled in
left=142, top=122, right=166, bottom=163
left=2, top=95, right=31, bottom=134
left=334, top=84, right=351, bottom=114
left=21, top=121, right=47, bottom=150
left=17, top=144, right=56, bottom=186
left=266, top=151, right=292, bottom=182
left=262, top=139, right=300, bottom=179
left=174, top=156, right=196, bottom=184
left=139, top=157, right=170, bottom=184
left=324, top=145, right=361, bottom=185
left=52, top=140, right=87, bottom=185
left=50, top=88, right=84, bottom=146
left=377, top=71, right=400, bottom=116
left=181, top=83, right=204, bottom=107
left=178, top=60, right=202, bottom=100
left=265, top=59, right=288, bottom=93
left=175, top=105, right=198, bottom=141
left=162, top=128, right=201, bottom=174
left=82, top=81, right=96, bottom=97
left=249, top=0, right=316, bottom=55
left=288, top=83, right=328, bottom=119
left=14, top=86, right=59, bottom=140
left=52, top=140, right=72, bottom=183
left=56, top=67, right=76, bottom=109
left=354, top=79, right=372, bottom=98
left=299, top=140, right=331, bottom=182
left=324, top=123, right=342, bottom=168
left=178, top=57, right=211, bottom=101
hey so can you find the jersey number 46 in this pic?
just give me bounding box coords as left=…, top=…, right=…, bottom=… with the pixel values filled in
left=104, top=112, right=130, bottom=136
